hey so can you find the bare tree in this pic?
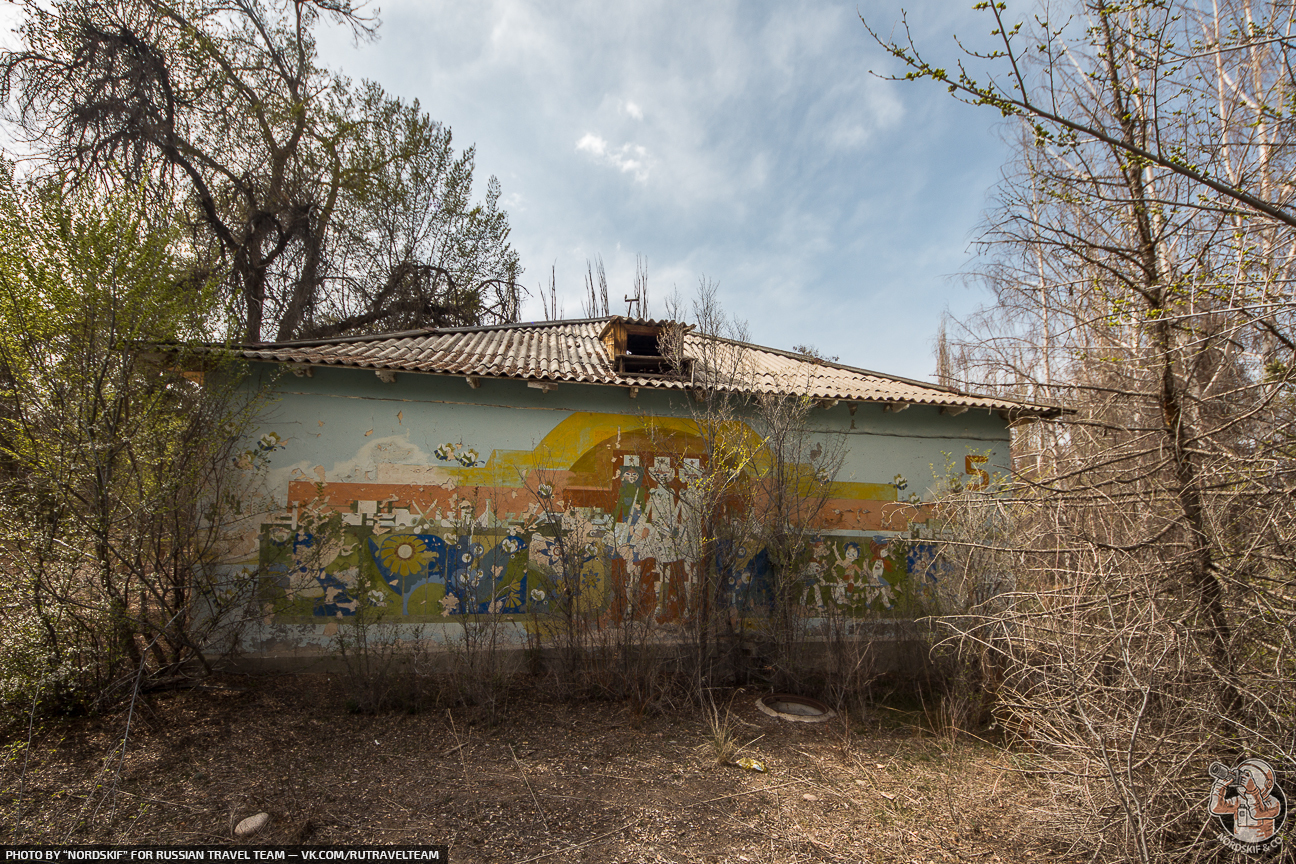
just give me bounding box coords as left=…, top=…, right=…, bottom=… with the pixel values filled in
left=581, top=256, right=611, bottom=318
left=579, top=254, right=650, bottom=319
left=889, top=1, right=1296, bottom=860
left=659, top=282, right=846, bottom=696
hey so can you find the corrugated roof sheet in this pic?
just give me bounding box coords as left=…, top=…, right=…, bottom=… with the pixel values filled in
left=228, top=317, right=1062, bottom=417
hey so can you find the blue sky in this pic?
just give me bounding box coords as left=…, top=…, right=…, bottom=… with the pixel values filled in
left=0, top=0, right=1015, bottom=381
left=315, top=0, right=1017, bottom=382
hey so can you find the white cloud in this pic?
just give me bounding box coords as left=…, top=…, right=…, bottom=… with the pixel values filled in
left=574, top=133, right=606, bottom=155
left=576, top=133, right=652, bottom=183
left=315, top=0, right=1011, bottom=379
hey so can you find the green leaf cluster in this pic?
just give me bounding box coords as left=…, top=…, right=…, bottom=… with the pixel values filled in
left=0, top=171, right=253, bottom=720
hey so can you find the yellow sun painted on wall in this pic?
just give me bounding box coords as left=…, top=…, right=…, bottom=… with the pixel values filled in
left=377, top=535, right=432, bottom=578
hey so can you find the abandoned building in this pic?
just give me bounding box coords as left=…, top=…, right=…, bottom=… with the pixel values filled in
left=216, top=317, right=1058, bottom=660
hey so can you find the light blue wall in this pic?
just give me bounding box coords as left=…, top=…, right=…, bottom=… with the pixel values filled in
left=222, top=362, right=1011, bottom=657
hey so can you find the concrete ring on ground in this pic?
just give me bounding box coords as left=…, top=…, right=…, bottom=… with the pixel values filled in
left=756, top=693, right=836, bottom=723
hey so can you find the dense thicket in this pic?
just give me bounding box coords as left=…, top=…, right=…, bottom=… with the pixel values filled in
left=878, top=1, right=1296, bottom=860
left=0, top=174, right=255, bottom=719
left=0, top=0, right=528, bottom=722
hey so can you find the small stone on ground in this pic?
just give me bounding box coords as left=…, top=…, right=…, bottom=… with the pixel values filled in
left=235, top=812, right=271, bottom=837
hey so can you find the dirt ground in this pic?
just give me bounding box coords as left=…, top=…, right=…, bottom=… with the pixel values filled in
left=0, top=674, right=1061, bottom=863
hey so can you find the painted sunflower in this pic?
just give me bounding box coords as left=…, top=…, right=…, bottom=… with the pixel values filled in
left=377, top=535, right=431, bottom=578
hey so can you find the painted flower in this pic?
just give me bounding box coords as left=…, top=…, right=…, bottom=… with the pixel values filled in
left=501, top=537, right=521, bottom=554
left=460, top=552, right=473, bottom=564
left=471, top=543, right=485, bottom=556
left=893, top=473, right=908, bottom=491
left=434, top=442, right=456, bottom=461
left=456, top=448, right=479, bottom=467
left=439, top=594, right=459, bottom=614
left=530, top=588, right=546, bottom=602
left=537, top=483, right=554, bottom=499
left=377, top=535, right=429, bottom=578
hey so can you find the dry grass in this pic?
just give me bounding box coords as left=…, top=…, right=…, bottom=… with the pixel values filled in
left=700, top=698, right=763, bottom=767
left=1, top=673, right=1067, bottom=863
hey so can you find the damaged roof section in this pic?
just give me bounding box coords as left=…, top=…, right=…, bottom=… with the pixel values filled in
left=226, top=316, right=1065, bottom=418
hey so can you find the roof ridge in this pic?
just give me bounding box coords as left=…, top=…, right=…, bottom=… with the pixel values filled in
left=232, top=317, right=620, bottom=349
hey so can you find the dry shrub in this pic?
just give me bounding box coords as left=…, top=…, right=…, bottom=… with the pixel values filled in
left=926, top=461, right=1296, bottom=862
left=900, top=1, right=1296, bottom=858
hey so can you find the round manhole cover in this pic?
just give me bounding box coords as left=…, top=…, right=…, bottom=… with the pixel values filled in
left=756, top=693, right=836, bottom=723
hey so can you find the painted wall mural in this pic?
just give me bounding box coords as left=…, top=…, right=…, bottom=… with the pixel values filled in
left=243, top=405, right=961, bottom=630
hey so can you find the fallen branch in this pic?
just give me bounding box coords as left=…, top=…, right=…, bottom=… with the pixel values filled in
left=685, top=779, right=802, bottom=807
left=510, top=744, right=549, bottom=833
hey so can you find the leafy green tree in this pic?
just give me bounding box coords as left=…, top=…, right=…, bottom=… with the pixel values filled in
left=299, top=83, right=523, bottom=338
left=0, top=171, right=253, bottom=716
left=0, top=0, right=521, bottom=343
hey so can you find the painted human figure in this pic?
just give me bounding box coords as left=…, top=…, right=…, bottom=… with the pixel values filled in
left=645, top=457, right=682, bottom=541
left=802, top=540, right=831, bottom=611
left=1211, top=759, right=1283, bottom=843
left=831, top=542, right=864, bottom=608
left=796, top=561, right=824, bottom=612
left=864, top=556, right=895, bottom=609
left=673, top=458, right=705, bottom=562
left=613, top=464, right=645, bottom=524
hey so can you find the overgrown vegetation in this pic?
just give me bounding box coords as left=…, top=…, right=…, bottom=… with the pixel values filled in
left=0, top=0, right=529, bottom=727
left=0, top=174, right=256, bottom=725
left=880, top=0, right=1296, bottom=859
left=20, top=2, right=1296, bottom=860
